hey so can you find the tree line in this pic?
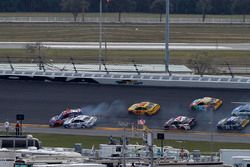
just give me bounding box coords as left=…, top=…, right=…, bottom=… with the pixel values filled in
left=0, top=0, right=249, bottom=14
left=0, top=0, right=249, bottom=21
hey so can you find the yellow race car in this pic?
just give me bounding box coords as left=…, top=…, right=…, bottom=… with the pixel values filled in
left=128, top=102, right=160, bottom=115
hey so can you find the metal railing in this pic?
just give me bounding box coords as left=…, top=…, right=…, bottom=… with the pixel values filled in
left=0, top=16, right=249, bottom=24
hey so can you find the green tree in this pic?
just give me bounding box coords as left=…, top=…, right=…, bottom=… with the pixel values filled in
left=210, top=0, right=233, bottom=14
left=0, top=0, right=18, bottom=12
left=232, top=0, right=250, bottom=22
left=196, top=0, right=212, bottom=22
left=150, top=0, right=165, bottom=22
left=136, top=0, right=152, bottom=13
left=60, top=0, right=89, bottom=22
left=106, top=0, right=136, bottom=22
left=171, top=0, right=197, bottom=14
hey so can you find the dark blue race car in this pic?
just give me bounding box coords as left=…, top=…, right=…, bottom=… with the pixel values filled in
left=217, top=116, right=249, bottom=130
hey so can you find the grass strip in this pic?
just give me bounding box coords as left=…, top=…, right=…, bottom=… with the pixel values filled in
left=31, top=133, right=250, bottom=153
left=0, top=49, right=250, bottom=66
left=0, top=23, right=249, bottom=43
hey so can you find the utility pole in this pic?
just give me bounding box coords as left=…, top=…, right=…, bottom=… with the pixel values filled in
left=165, top=0, right=170, bottom=75
left=99, top=0, right=103, bottom=71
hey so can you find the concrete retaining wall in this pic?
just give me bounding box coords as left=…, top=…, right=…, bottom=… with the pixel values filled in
left=0, top=70, right=249, bottom=89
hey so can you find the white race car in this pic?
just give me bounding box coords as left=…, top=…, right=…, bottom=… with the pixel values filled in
left=63, top=115, right=97, bottom=128
left=164, top=116, right=196, bottom=130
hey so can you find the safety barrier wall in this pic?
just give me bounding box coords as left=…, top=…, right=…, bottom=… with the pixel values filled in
left=0, top=70, right=249, bottom=89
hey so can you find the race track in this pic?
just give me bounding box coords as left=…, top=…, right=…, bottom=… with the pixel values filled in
left=1, top=42, right=250, bottom=50
left=1, top=79, right=250, bottom=134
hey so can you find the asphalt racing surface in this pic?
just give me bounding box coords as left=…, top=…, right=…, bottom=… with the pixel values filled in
left=1, top=80, right=250, bottom=134
left=1, top=42, right=250, bottom=50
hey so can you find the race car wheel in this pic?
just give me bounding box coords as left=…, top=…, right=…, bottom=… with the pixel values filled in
left=180, top=127, right=186, bottom=130
left=64, top=125, right=69, bottom=128
left=190, top=106, right=196, bottom=111
left=81, top=125, right=86, bottom=128
left=49, top=124, right=54, bottom=128
left=216, top=126, right=223, bottom=130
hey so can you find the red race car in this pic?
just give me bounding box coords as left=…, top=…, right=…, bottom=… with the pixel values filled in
left=49, top=108, right=82, bottom=127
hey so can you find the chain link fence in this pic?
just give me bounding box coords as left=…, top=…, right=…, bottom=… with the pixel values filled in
left=0, top=16, right=249, bottom=24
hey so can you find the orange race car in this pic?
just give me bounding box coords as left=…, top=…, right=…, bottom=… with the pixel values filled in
left=128, top=102, right=160, bottom=116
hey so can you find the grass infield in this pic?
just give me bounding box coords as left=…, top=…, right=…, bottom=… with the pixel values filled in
left=31, top=133, right=250, bottom=153
left=0, top=49, right=249, bottom=67
left=0, top=23, right=249, bottom=43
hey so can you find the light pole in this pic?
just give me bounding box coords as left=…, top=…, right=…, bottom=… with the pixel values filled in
left=165, top=0, right=170, bottom=74
left=210, top=106, right=214, bottom=161
left=99, top=0, right=103, bottom=71
left=148, top=132, right=154, bottom=167
left=119, top=121, right=128, bottom=167
left=207, top=105, right=214, bottom=161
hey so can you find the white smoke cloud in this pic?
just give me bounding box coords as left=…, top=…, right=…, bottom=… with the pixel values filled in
left=81, top=100, right=127, bottom=118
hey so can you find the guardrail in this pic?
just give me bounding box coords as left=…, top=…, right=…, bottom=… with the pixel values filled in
left=0, top=70, right=249, bottom=89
